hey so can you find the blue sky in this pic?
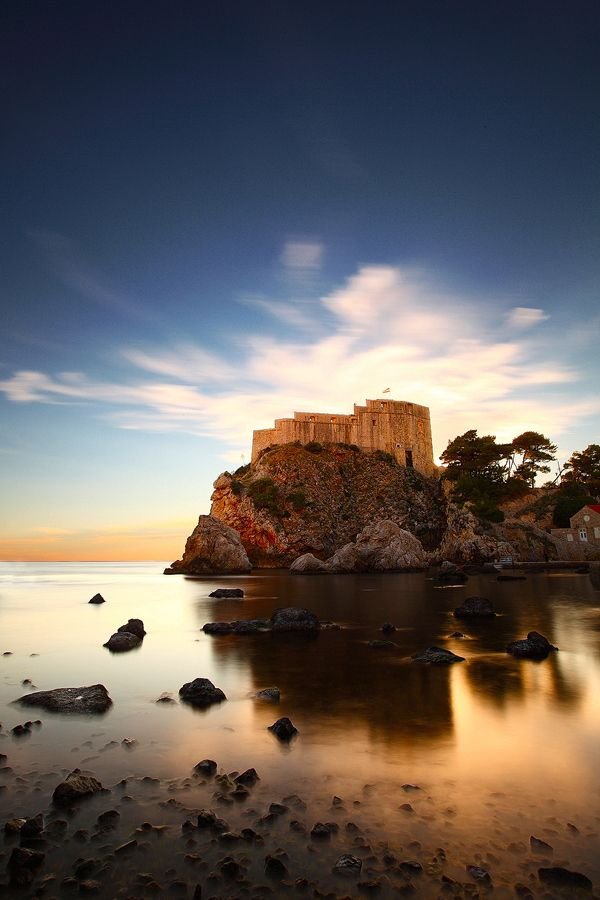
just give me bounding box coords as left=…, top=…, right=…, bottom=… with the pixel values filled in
left=1, top=1, right=599, bottom=559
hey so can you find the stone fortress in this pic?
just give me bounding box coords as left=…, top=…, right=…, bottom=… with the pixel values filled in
left=251, top=398, right=436, bottom=476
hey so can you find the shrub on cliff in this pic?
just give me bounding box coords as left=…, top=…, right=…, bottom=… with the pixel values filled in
left=305, top=441, right=323, bottom=453
left=287, top=491, right=308, bottom=511
left=247, top=477, right=280, bottom=512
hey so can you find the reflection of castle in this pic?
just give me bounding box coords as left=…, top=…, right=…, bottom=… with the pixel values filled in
left=251, top=398, right=435, bottom=475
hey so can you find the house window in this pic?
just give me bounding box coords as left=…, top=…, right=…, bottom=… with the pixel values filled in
left=595, top=527, right=600, bottom=539
left=567, top=534, right=574, bottom=542
left=309, top=416, right=315, bottom=422
left=330, top=417, right=335, bottom=423
left=405, top=449, right=414, bottom=468
left=579, top=529, right=588, bottom=542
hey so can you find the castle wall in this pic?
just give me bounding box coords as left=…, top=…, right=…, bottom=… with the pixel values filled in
left=251, top=398, right=435, bottom=476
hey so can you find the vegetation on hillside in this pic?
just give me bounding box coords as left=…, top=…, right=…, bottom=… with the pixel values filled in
left=441, top=429, right=598, bottom=525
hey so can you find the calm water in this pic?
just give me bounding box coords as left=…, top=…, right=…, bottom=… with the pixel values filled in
left=1, top=562, right=599, bottom=897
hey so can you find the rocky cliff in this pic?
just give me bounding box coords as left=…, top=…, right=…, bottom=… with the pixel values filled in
left=170, top=444, right=566, bottom=573
left=209, top=443, right=447, bottom=567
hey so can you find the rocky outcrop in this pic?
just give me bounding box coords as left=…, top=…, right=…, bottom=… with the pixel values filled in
left=491, top=520, right=562, bottom=562
left=291, top=520, right=427, bottom=573
left=203, top=607, right=321, bottom=635
left=434, top=504, right=513, bottom=565
left=166, top=515, right=251, bottom=575
left=15, top=684, right=112, bottom=714
left=103, top=631, right=141, bottom=652
left=209, top=444, right=446, bottom=567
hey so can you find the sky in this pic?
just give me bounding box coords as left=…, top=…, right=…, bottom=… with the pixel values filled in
left=1, top=1, right=599, bottom=561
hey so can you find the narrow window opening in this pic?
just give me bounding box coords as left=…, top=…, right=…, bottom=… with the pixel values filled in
left=372, top=418, right=376, bottom=426
left=405, top=449, right=414, bottom=468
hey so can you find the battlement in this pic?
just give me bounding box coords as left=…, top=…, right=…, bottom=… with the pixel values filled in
left=251, top=398, right=435, bottom=476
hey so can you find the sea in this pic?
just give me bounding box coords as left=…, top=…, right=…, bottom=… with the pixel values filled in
left=0, top=561, right=599, bottom=897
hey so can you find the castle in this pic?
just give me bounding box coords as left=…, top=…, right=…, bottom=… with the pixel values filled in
left=251, top=398, right=436, bottom=476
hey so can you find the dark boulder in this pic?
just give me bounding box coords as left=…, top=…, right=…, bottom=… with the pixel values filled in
left=333, top=854, right=363, bottom=877
left=117, top=619, right=146, bottom=639
left=15, top=684, right=112, bottom=714
left=209, top=588, right=244, bottom=598
left=179, top=678, right=226, bottom=707
left=507, top=632, right=558, bottom=659
left=270, top=607, right=320, bottom=632
left=103, top=632, right=141, bottom=652
left=268, top=717, right=298, bottom=740
left=454, top=596, right=496, bottom=619
left=538, top=867, right=592, bottom=890
left=235, top=768, right=259, bottom=786
left=368, top=640, right=397, bottom=649
left=265, top=853, right=288, bottom=879
left=20, top=814, right=44, bottom=839
left=411, top=647, right=465, bottom=665
left=52, top=770, right=105, bottom=806
left=88, top=593, right=105, bottom=604
left=194, top=759, right=217, bottom=776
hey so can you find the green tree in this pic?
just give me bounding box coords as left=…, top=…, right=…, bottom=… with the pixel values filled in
left=440, top=430, right=511, bottom=481
left=510, top=431, right=557, bottom=487
left=562, top=444, right=600, bottom=495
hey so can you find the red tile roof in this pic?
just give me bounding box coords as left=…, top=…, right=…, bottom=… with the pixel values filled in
left=587, top=504, right=600, bottom=514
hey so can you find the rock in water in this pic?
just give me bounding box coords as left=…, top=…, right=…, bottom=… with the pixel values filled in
left=253, top=687, right=280, bottom=701
left=179, top=678, right=227, bottom=707
left=290, top=553, right=330, bottom=574
left=270, top=607, right=320, bottom=632
left=209, top=588, right=245, bottom=598
left=538, top=867, right=592, bottom=890
left=333, top=854, right=363, bottom=877
left=15, top=684, right=112, bottom=714
left=88, top=593, right=105, bottom=604
left=166, top=515, right=251, bottom=575
left=117, top=618, right=146, bottom=639
left=296, top=520, right=428, bottom=573
left=194, top=759, right=217, bottom=776
left=268, top=717, right=298, bottom=740
left=507, top=632, right=558, bottom=659
left=53, top=770, right=105, bottom=806
left=454, top=596, right=496, bottom=619
left=412, top=647, right=465, bottom=665
left=103, top=632, right=141, bottom=652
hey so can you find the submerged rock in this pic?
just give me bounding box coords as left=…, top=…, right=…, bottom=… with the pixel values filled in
left=15, top=684, right=112, bottom=714
left=454, top=596, right=496, bottom=619
left=166, top=515, right=252, bottom=575
left=88, top=593, right=105, bottom=604
left=203, top=619, right=270, bottom=635
left=53, top=769, right=105, bottom=806
left=268, top=717, right=298, bottom=740
left=507, top=631, right=558, bottom=659
left=209, top=588, right=245, bottom=598
left=368, top=640, right=397, bottom=649
left=411, top=647, right=465, bottom=665
left=179, top=678, right=227, bottom=707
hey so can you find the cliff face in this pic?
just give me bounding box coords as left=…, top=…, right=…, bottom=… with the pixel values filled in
left=209, top=443, right=447, bottom=567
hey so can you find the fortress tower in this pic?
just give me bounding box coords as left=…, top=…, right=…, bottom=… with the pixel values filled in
left=251, top=398, right=435, bottom=476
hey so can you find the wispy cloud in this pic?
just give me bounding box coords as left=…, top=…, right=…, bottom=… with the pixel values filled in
left=506, top=306, right=549, bottom=329
left=0, top=264, right=597, bottom=460
left=280, top=239, right=324, bottom=271
left=28, top=230, right=164, bottom=326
